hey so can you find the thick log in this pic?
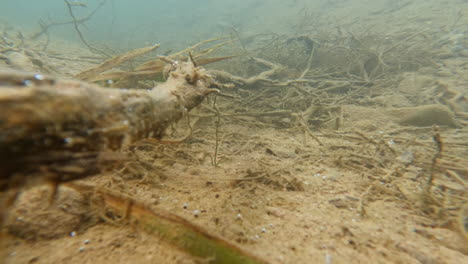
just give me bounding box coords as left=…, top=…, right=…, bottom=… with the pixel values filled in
left=0, top=61, right=218, bottom=190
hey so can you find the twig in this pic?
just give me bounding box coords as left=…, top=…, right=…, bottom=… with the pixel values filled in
left=209, top=58, right=283, bottom=89
left=293, top=113, right=323, bottom=146
left=298, top=43, right=316, bottom=79
left=229, top=25, right=249, bottom=56
left=41, top=30, right=50, bottom=52
left=382, top=30, right=428, bottom=56
left=195, top=109, right=293, bottom=118
left=358, top=186, right=372, bottom=216
left=212, top=95, right=221, bottom=167
left=445, top=170, right=466, bottom=189
left=30, top=1, right=106, bottom=40
left=75, top=44, right=160, bottom=80
left=427, top=127, right=443, bottom=189
left=63, top=0, right=111, bottom=57
left=421, top=127, right=445, bottom=212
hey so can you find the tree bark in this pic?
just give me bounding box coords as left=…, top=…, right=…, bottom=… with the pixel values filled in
left=0, top=61, right=218, bottom=190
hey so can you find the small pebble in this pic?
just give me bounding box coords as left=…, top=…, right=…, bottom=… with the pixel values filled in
left=84, top=239, right=90, bottom=245
left=193, top=210, right=200, bottom=217
left=70, top=231, right=76, bottom=237
left=236, top=213, right=242, bottom=219
left=261, top=227, right=267, bottom=233
left=183, top=203, right=188, bottom=209
left=79, top=247, right=85, bottom=252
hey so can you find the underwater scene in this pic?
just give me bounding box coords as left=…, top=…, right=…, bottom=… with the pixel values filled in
left=0, top=0, right=467, bottom=263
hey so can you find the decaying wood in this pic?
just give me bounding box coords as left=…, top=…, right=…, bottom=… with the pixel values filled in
left=0, top=59, right=219, bottom=191
left=136, top=36, right=230, bottom=71
left=71, top=37, right=236, bottom=89
left=209, top=57, right=284, bottom=88
left=75, top=44, right=160, bottom=81
left=84, top=56, right=237, bottom=84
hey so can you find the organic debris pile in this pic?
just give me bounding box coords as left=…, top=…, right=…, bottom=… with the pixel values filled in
left=1, top=1, right=467, bottom=263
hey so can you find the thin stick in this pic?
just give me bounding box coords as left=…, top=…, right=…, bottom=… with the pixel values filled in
left=212, top=95, right=221, bottom=167
left=194, top=110, right=293, bottom=118
left=229, top=25, right=249, bottom=56
left=421, top=127, right=445, bottom=211
left=30, top=1, right=105, bottom=40
left=294, top=114, right=323, bottom=146
left=427, top=128, right=443, bottom=189
left=64, top=0, right=111, bottom=57
left=445, top=170, right=466, bottom=188
left=299, top=44, right=316, bottom=79
left=358, top=186, right=372, bottom=216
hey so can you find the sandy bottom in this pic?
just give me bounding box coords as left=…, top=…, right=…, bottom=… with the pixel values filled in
left=2, top=101, right=467, bottom=263
left=1, top=1, right=467, bottom=262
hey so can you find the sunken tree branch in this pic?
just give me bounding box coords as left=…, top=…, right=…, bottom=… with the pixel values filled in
left=0, top=60, right=219, bottom=191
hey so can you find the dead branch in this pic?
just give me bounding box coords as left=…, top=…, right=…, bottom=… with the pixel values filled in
left=209, top=57, right=284, bottom=88
left=136, top=36, right=231, bottom=71
left=73, top=37, right=235, bottom=88
left=212, top=95, right=221, bottom=167
left=298, top=41, right=316, bottom=79
left=30, top=1, right=106, bottom=40
left=63, top=0, right=110, bottom=57
left=0, top=60, right=219, bottom=191
left=75, top=44, right=160, bottom=81
left=421, top=127, right=444, bottom=212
